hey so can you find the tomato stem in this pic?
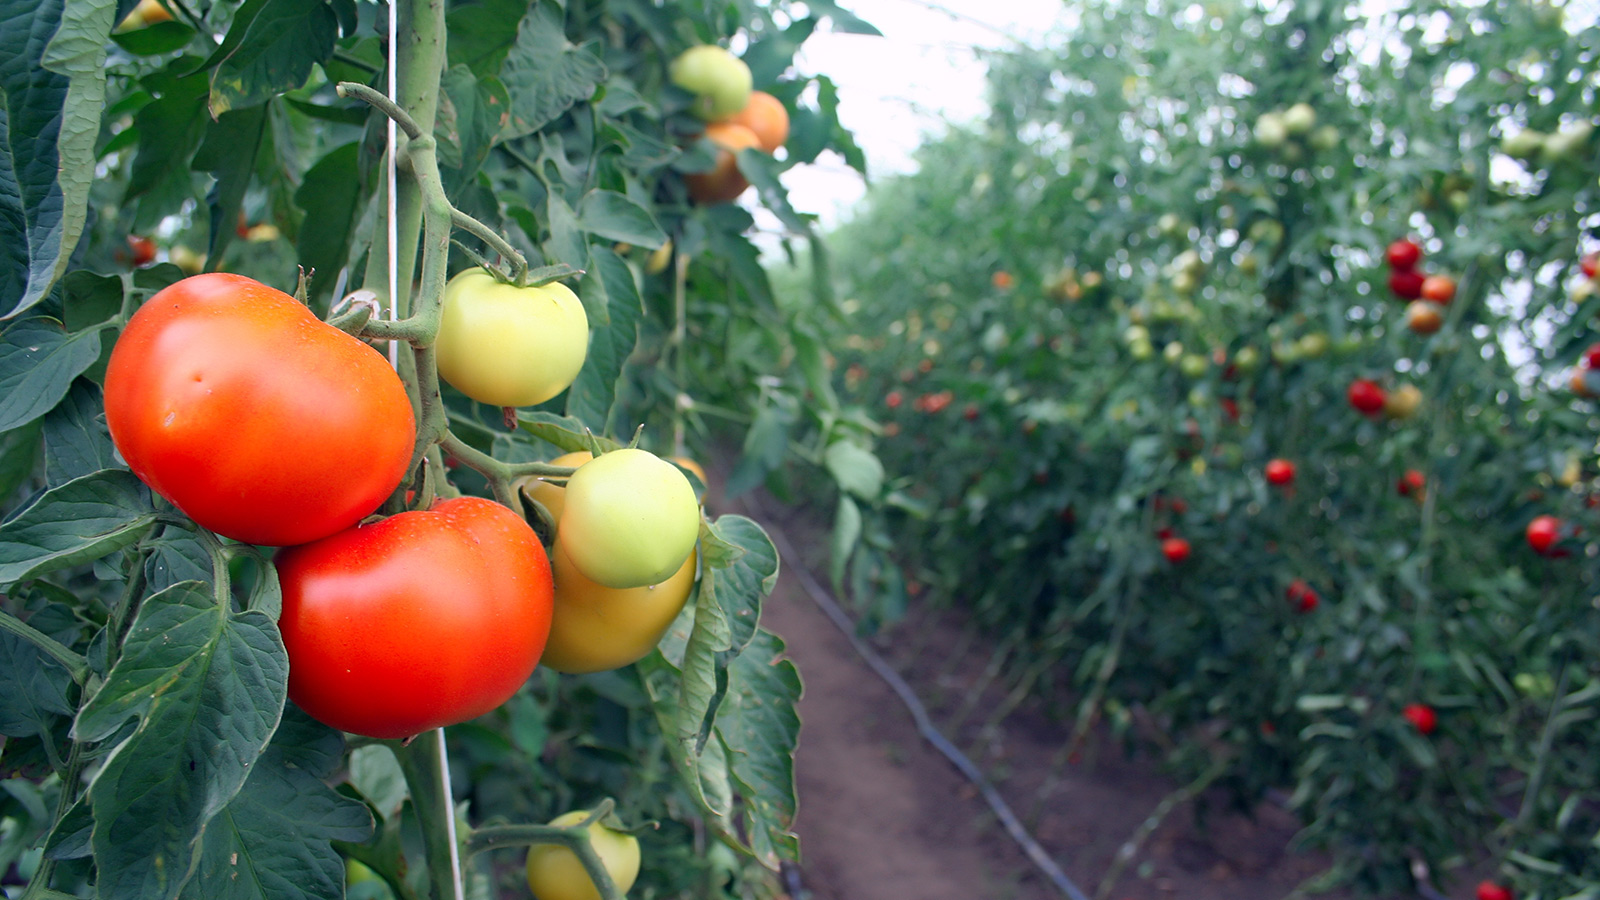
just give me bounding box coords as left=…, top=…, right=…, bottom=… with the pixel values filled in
left=463, top=801, right=628, bottom=900
left=0, top=611, right=89, bottom=685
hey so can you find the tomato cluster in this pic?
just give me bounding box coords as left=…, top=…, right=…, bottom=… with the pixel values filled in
left=671, top=45, right=792, bottom=204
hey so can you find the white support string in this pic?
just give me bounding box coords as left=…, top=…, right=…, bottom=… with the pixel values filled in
left=384, top=4, right=463, bottom=898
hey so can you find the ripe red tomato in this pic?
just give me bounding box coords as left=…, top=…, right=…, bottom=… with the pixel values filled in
left=1386, top=238, right=1422, bottom=270
left=1397, top=469, right=1426, bottom=497
left=921, top=390, right=953, bottom=414
left=1347, top=378, right=1386, bottom=416
left=276, top=497, right=554, bottom=739
left=1476, top=881, right=1513, bottom=900
left=127, top=235, right=157, bottom=267
left=1285, top=578, right=1318, bottom=613
left=686, top=121, right=760, bottom=204
left=1583, top=253, right=1598, bottom=279
left=885, top=390, right=903, bottom=409
left=1584, top=343, right=1600, bottom=369
left=991, top=271, right=1014, bottom=290
left=1419, top=274, right=1456, bottom=304
left=1265, top=458, right=1296, bottom=485
left=963, top=403, right=980, bottom=421
left=1388, top=269, right=1426, bottom=299
left=1402, top=702, right=1437, bottom=735
left=1220, top=397, right=1240, bottom=422
left=104, top=274, right=416, bottom=546
left=1526, top=515, right=1561, bottom=555
left=1161, top=536, right=1191, bottom=564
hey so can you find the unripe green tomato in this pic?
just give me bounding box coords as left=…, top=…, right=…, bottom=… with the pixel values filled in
left=1128, top=338, right=1155, bottom=360
left=1282, top=102, right=1316, bottom=135
left=1255, top=112, right=1288, bottom=148
left=436, top=268, right=589, bottom=407
left=1179, top=353, right=1209, bottom=378
left=670, top=45, right=752, bottom=121
left=1309, top=124, right=1340, bottom=152
left=1296, top=332, right=1330, bottom=359
left=558, top=449, right=700, bottom=589
left=1540, top=122, right=1593, bottom=164
left=1171, top=270, right=1198, bottom=295
left=1124, top=325, right=1151, bottom=345
left=1233, top=345, right=1262, bottom=373
left=1163, top=341, right=1186, bottom=364
left=525, top=811, right=641, bottom=900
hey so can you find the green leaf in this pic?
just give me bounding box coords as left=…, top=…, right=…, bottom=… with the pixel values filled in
left=0, top=0, right=115, bottom=320
left=438, top=65, right=509, bottom=191
left=0, top=470, right=157, bottom=588
left=823, top=440, right=884, bottom=500
left=178, top=707, right=373, bottom=900
left=515, top=411, right=623, bottom=454
left=59, top=270, right=123, bottom=332
left=545, top=191, right=585, bottom=271
left=702, top=515, right=779, bottom=656
left=829, top=495, right=860, bottom=594
left=725, top=405, right=793, bottom=499
left=806, top=0, right=881, bottom=35
left=574, top=190, right=666, bottom=248
left=496, top=2, right=605, bottom=142
left=41, top=378, right=117, bottom=485
left=719, top=629, right=802, bottom=868
left=0, top=420, right=43, bottom=506
left=738, top=150, right=812, bottom=236
left=124, top=67, right=209, bottom=225
left=207, top=0, right=338, bottom=116
left=565, top=246, right=640, bottom=430
left=110, top=20, right=197, bottom=56
left=0, top=628, right=76, bottom=738
left=143, top=530, right=213, bottom=593
left=293, top=142, right=365, bottom=305
left=0, top=318, right=102, bottom=433
left=76, top=581, right=288, bottom=900
left=740, top=16, right=819, bottom=88
left=193, top=104, right=271, bottom=267
left=445, top=0, right=530, bottom=77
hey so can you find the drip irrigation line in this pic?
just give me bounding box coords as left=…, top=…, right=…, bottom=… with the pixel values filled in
left=744, top=494, right=1092, bottom=900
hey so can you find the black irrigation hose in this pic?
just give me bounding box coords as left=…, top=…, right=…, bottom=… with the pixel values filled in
left=745, top=495, right=1093, bottom=900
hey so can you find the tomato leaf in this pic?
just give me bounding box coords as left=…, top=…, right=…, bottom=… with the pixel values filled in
left=566, top=246, right=641, bottom=430
left=718, top=629, right=802, bottom=869
left=177, top=706, right=373, bottom=900
left=0, top=628, right=77, bottom=739
left=143, top=530, right=214, bottom=593
left=725, top=404, right=795, bottom=499
left=0, top=0, right=114, bottom=321
left=496, top=2, right=606, bottom=142
left=574, top=190, right=667, bottom=249
left=0, top=319, right=103, bottom=434
left=193, top=104, right=271, bottom=270
left=829, top=495, right=861, bottom=595
left=703, top=515, right=779, bottom=656
left=293, top=142, right=366, bottom=306
left=40, top=379, right=117, bottom=486
left=545, top=192, right=587, bottom=274
left=444, top=0, right=528, bottom=77
left=74, top=580, right=288, bottom=900
left=438, top=65, right=509, bottom=192
left=206, top=0, right=337, bottom=117
left=0, top=470, right=156, bottom=588
left=0, top=420, right=43, bottom=508
left=516, top=411, right=623, bottom=455
left=110, top=19, right=196, bottom=56
left=822, top=440, right=884, bottom=500
left=124, top=67, right=209, bottom=230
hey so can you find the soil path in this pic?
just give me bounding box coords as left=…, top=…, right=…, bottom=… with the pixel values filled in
left=716, top=490, right=1368, bottom=900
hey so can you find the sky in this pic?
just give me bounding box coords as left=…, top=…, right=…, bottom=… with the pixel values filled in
left=778, top=0, right=1074, bottom=231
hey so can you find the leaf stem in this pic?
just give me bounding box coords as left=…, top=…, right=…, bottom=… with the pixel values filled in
left=0, top=611, right=88, bottom=685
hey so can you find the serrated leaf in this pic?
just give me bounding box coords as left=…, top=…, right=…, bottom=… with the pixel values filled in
left=178, top=707, right=372, bottom=900
left=193, top=104, right=270, bottom=267
left=293, top=142, right=364, bottom=305
left=0, top=318, right=102, bottom=434
left=59, top=270, right=122, bottom=332
left=515, top=411, right=623, bottom=454
left=0, top=0, right=115, bottom=320
left=565, top=246, right=640, bottom=430
left=143, top=529, right=213, bottom=593
left=76, top=580, right=288, bottom=900
left=439, top=65, right=509, bottom=191
left=823, top=440, right=884, bottom=500
left=207, top=0, right=337, bottom=116
left=719, top=629, right=801, bottom=869
left=0, top=628, right=76, bottom=738
left=445, top=0, right=529, bottom=77
left=41, top=378, right=117, bottom=486
left=703, top=515, right=779, bottom=655
left=545, top=191, right=585, bottom=272
left=574, top=190, right=666, bottom=248
left=497, top=2, right=605, bottom=142
left=124, top=66, right=209, bottom=227
left=0, top=470, right=155, bottom=587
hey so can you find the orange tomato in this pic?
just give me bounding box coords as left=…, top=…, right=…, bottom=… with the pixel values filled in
left=721, top=91, right=790, bottom=153
left=687, top=122, right=761, bottom=204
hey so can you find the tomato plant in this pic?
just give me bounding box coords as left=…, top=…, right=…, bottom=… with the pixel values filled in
left=103, top=273, right=416, bottom=547
left=276, top=497, right=554, bottom=739
left=436, top=268, right=590, bottom=408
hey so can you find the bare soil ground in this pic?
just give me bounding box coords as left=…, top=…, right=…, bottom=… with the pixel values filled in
left=714, top=488, right=1368, bottom=900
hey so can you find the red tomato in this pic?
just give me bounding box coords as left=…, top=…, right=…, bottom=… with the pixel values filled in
left=1265, top=458, right=1296, bottom=485
left=1386, top=238, right=1422, bottom=270
left=1397, top=469, right=1426, bottom=497
left=1285, top=578, right=1318, bottom=612
left=1419, top=274, right=1456, bottom=304
left=1526, top=515, right=1561, bottom=555
left=127, top=235, right=157, bottom=267
left=276, top=497, right=553, bottom=739
left=104, top=274, right=415, bottom=546
left=963, top=403, right=980, bottom=421
left=1476, top=881, right=1514, bottom=900
left=1388, top=269, right=1426, bottom=300
left=1583, top=253, right=1598, bottom=279
left=1402, top=702, right=1437, bottom=735
left=1221, top=397, right=1240, bottom=421
left=885, top=390, right=903, bottom=409
left=1161, top=536, right=1191, bottom=564
left=1347, top=378, right=1387, bottom=416
left=1584, top=343, right=1600, bottom=369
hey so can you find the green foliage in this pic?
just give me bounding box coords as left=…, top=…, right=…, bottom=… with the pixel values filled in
left=0, top=0, right=869, bottom=898
left=818, top=1, right=1600, bottom=897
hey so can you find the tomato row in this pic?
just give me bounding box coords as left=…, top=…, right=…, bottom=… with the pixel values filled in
left=103, top=273, right=702, bottom=741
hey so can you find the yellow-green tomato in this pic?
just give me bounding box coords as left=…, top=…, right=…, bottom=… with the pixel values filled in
left=669, top=45, right=752, bottom=121
left=541, top=542, right=697, bottom=674
left=558, top=449, right=700, bottom=589
left=517, top=451, right=595, bottom=526
left=525, top=811, right=641, bottom=900
left=436, top=268, right=589, bottom=408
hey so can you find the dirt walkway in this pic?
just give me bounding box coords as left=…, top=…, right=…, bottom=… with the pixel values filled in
left=721, top=491, right=1366, bottom=900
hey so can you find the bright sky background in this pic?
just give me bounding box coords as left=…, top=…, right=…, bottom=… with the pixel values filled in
left=778, top=0, right=1074, bottom=231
